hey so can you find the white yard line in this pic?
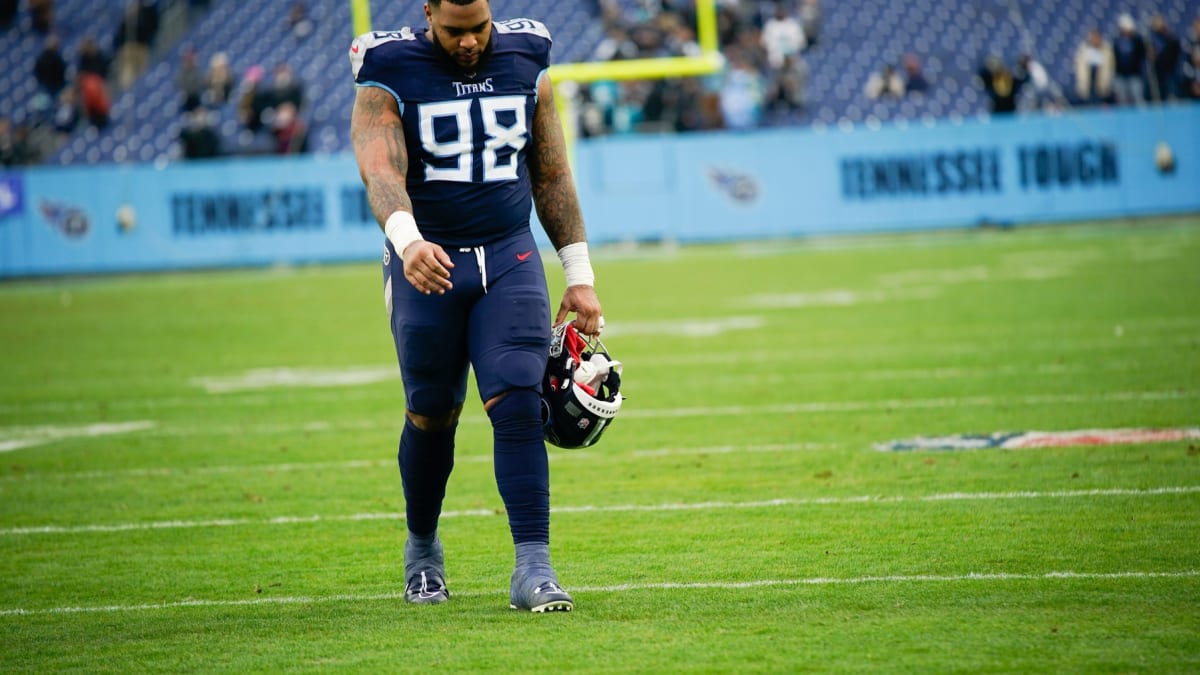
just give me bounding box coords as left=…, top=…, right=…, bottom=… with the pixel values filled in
left=62, top=389, right=1200, bottom=440
left=619, top=390, right=1196, bottom=420
left=1, top=331, right=1194, bottom=416
left=2, top=569, right=1196, bottom=617
left=3, top=486, right=1196, bottom=537
left=0, top=421, right=155, bottom=453
left=1, top=442, right=837, bottom=482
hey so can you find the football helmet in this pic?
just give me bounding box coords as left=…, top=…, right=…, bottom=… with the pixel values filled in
left=541, top=321, right=624, bottom=449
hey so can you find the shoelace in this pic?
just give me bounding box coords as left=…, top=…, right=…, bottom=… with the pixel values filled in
left=533, top=582, right=563, bottom=595
left=409, top=571, right=444, bottom=595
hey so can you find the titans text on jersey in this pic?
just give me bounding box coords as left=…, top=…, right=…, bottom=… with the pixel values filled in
left=350, top=19, right=553, bottom=246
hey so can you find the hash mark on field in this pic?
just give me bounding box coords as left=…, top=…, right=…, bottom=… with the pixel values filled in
left=1, top=570, right=1196, bottom=617
left=2, top=486, right=1196, bottom=536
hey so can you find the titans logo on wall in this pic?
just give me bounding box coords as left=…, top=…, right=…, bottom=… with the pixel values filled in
left=707, top=167, right=760, bottom=204
left=39, top=200, right=91, bottom=239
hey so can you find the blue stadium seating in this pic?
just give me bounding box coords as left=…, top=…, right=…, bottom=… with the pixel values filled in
left=2, top=0, right=1197, bottom=166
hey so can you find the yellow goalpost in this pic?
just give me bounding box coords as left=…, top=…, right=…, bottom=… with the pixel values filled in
left=349, top=0, right=722, bottom=148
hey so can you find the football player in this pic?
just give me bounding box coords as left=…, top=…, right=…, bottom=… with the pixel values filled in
left=349, top=0, right=603, bottom=612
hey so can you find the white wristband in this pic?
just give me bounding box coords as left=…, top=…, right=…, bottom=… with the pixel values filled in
left=384, top=210, right=423, bottom=261
left=557, top=242, right=595, bottom=287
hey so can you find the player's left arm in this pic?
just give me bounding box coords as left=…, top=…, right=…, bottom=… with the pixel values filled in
left=529, top=72, right=603, bottom=336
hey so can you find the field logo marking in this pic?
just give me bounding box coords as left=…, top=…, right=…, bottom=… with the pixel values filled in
left=876, top=427, right=1200, bottom=452
left=0, top=421, right=155, bottom=453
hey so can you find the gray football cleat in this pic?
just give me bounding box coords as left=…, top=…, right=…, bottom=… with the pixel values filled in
left=404, top=536, right=449, bottom=605
left=510, top=568, right=573, bottom=613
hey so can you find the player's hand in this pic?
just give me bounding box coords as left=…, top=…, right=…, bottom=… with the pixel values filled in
left=402, top=241, right=454, bottom=295
left=556, top=285, right=603, bottom=337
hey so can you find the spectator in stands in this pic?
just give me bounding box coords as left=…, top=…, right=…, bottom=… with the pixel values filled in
left=1147, top=15, right=1182, bottom=100
left=1181, top=47, right=1200, bottom=100
left=52, top=87, right=79, bottom=135
left=799, top=0, right=821, bottom=49
left=903, top=53, right=929, bottom=95
left=716, top=2, right=751, bottom=48
left=269, top=63, right=304, bottom=111
left=592, top=24, right=637, bottom=61
left=674, top=77, right=723, bottom=132
left=1, top=0, right=19, bottom=30
left=764, top=52, right=808, bottom=116
left=663, top=15, right=701, bottom=57
left=205, top=52, right=236, bottom=106
left=113, top=0, right=159, bottom=90
left=865, top=63, right=904, bottom=99
left=977, top=55, right=1026, bottom=114
left=628, top=21, right=667, bottom=58
left=289, top=1, right=313, bottom=41
left=29, top=0, right=52, bottom=33
left=79, top=70, right=111, bottom=128
left=610, top=82, right=647, bottom=134
left=1017, top=54, right=1063, bottom=111
left=237, top=64, right=271, bottom=133
left=177, top=46, right=204, bottom=112
left=1111, top=13, right=1146, bottom=106
left=1, top=117, right=20, bottom=165
left=761, top=3, right=805, bottom=71
left=272, top=101, right=307, bottom=154
left=33, top=34, right=67, bottom=97
left=1074, top=28, right=1115, bottom=105
left=1186, top=16, right=1200, bottom=56
left=0, top=117, right=34, bottom=166
left=179, top=107, right=221, bottom=159
left=77, top=36, right=110, bottom=79
left=718, top=48, right=765, bottom=129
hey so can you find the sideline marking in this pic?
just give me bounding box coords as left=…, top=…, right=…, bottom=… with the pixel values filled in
left=2, top=570, right=1196, bottom=617
left=3, top=486, right=1196, bottom=536
left=877, top=427, right=1200, bottom=452
left=0, top=421, right=155, bottom=453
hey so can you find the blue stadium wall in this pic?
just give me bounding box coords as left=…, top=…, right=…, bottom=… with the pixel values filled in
left=1, top=106, right=1197, bottom=277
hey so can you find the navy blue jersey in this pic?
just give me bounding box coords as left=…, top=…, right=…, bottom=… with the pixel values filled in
left=351, top=19, right=552, bottom=246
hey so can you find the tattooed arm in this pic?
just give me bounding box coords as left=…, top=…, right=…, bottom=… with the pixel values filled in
left=351, top=86, right=452, bottom=295
left=528, top=75, right=587, bottom=250
left=529, top=74, right=603, bottom=335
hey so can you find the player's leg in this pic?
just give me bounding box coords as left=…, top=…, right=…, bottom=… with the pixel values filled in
left=470, top=231, right=572, bottom=612
left=385, top=241, right=475, bottom=604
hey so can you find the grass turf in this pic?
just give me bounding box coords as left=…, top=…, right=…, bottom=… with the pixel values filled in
left=1, top=216, right=1198, bottom=672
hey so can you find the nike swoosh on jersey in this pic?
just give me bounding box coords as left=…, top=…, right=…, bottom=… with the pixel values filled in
left=516, top=251, right=533, bottom=261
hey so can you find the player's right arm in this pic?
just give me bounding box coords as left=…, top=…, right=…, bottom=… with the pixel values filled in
left=350, top=85, right=453, bottom=295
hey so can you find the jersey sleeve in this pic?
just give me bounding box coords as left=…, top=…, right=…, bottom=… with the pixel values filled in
left=494, top=18, right=553, bottom=69
left=349, top=28, right=418, bottom=84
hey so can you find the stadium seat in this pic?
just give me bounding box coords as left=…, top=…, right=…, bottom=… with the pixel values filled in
left=3, top=0, right=1197, bottom=166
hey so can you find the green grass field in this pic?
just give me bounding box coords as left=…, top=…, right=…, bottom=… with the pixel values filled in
left=1, top=216, right=1198, bottom=672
